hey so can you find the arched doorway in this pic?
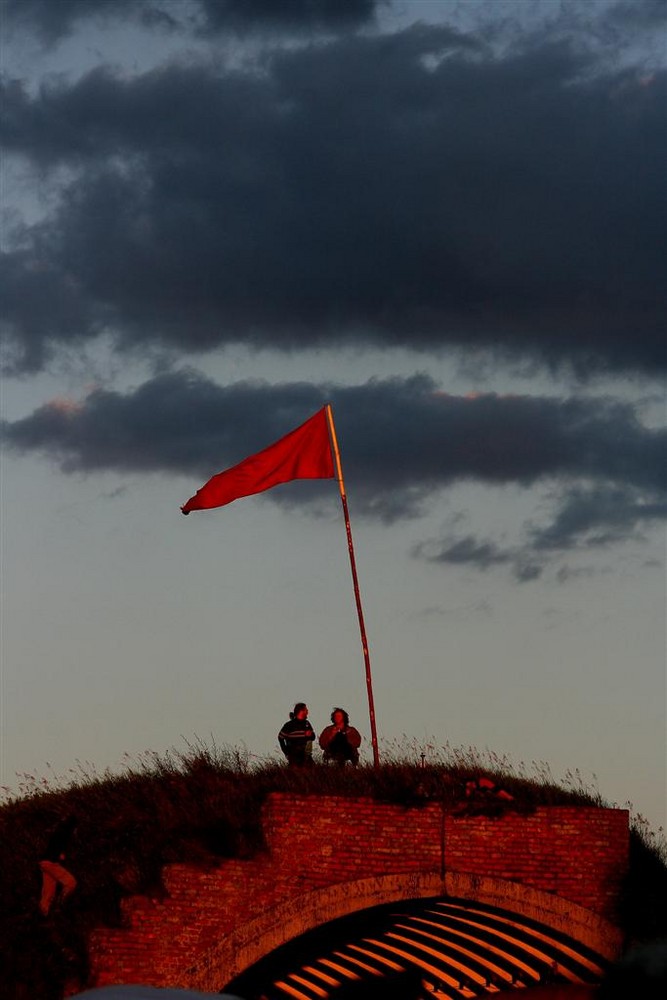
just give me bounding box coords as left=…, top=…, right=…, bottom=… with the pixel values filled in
left=224, top=895, right=610, bottom=999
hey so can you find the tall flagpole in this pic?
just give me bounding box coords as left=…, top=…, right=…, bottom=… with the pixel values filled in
left=325, top=403, right=380, bottom=768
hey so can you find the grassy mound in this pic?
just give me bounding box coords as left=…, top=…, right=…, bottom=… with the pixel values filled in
left=1, top=739, right=665, bottom=999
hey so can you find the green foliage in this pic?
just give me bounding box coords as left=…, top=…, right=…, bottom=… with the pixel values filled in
left=1, top=738, right=665, bottom=999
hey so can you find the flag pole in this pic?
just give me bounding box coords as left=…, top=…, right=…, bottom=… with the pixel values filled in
left=325, top=403, right=380, bottom=768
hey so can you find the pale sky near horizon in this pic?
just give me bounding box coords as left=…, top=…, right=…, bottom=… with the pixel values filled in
left=0, top=0, right=665, bottom=833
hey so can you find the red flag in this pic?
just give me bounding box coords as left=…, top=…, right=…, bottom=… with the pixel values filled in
left=181, top=407, right=334, bottom=514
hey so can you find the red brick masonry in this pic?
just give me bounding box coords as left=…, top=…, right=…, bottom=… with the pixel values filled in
left=89, top=795, right=628, bottom=987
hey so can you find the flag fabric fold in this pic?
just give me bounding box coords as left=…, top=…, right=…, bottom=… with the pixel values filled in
left=181, top=407, right=334, bottom=514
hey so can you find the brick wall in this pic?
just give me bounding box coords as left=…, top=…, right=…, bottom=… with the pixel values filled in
left=264, top=794, right=444, bottom=881
left=444, top=805, right=629, bottom=916
left=88, top=795, right=628, bottom=989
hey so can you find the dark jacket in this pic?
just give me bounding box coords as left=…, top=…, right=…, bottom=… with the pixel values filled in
left=278, top=718, right=316, bottom=758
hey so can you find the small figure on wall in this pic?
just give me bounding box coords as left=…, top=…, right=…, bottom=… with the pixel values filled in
left=38, top=814, right=78, bottom=916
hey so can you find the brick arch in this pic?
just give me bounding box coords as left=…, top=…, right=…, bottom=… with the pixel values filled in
left=183, top=871, right=622, bottom=993
left=88, top=797, right=629, bottom=990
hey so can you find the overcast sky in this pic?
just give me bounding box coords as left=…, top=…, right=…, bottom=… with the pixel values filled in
left=1, top=0, right=665, bottom=832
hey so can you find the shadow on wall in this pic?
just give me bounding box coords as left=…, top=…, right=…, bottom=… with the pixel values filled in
left=598, top=940, right=667, bottom=998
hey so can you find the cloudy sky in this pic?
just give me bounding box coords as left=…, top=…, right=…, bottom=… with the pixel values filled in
left=1, top=0, right=665, bottom=830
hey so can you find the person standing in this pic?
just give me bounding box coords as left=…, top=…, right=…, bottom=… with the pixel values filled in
left=319, top=708, right=361, bottom=766
left=278, top=703, right=316, bottom=766
left=38, top=815, right=78, bottom=916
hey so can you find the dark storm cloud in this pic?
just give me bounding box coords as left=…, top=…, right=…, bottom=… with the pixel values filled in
left=0, top=247, right=97, bottom=372
left=414, top=479, right=666, bottom=583
left=199, top=0, right=382, bottom=33
left=1, top=0, right=380, bottom=43
left=415, top=536, right=513, bottom=570
left=2, top=19, right=665, bottom=375
left=529, top=485, right=667, bottom=549
left=4, top=371, right=665, bottom=487
left=412, top=529, right=545, bottom=583
left=3, top=372, right=665, bottom=572
left=608, top=0, right=667, bottom=30
left=1, top=0, right=176, bottom=45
